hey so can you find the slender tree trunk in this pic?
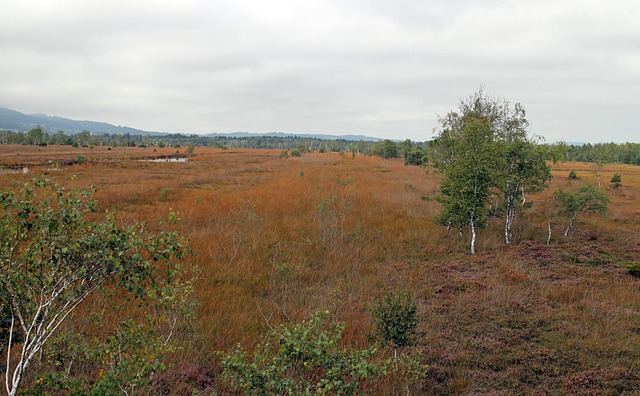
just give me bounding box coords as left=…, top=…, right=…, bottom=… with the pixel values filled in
left=564, top=213, right=578, bottom=238
left=470, top=219, right=476, bottom=254
left=504, top=202, right=515, bottom=244
left=547, top=219, right=552, bottom=245
left=504, top=185, right=519, bottom=244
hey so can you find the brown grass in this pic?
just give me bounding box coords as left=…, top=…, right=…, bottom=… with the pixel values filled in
left=1, top=144, right=640, bottom=394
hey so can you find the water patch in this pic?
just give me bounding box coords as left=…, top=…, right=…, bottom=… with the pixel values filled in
left=141, top=157, right=189, bottom=163
left=0, top=167, right=29, bottom=174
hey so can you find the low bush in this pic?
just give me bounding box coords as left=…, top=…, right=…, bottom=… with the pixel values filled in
left=626, top=262, right=640, bottom=277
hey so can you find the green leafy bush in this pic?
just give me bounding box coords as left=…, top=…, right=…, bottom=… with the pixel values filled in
left=568, top=170, right=578, bottom=179
left=219, top=311, right=387, bottom=395
left=611, top=173, right=622, bottom=189
left=369, top=290, right=419, bottom=350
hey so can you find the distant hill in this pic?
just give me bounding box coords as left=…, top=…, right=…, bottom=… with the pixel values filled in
left=0, top=107, right=162, bottom=136
left=205, top=131, right=383, bottom=142
left=0, top=106, right=384, bottom=141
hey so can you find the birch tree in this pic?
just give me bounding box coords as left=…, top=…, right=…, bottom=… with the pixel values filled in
left=431, top=89, right=552, bottom=248
left=551, top=184, right=608, bottom=240
left=436, top=117, right=497, bottom=254
left=498, top=135, right=551, bottom=244
left=0, top=179, right=191, bottom=395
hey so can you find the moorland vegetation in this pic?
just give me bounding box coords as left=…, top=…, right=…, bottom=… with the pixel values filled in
left=0, top=93, right=639, bottom=394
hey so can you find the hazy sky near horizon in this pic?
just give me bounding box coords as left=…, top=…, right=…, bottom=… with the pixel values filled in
left=1, top=0, right=638, bottom=143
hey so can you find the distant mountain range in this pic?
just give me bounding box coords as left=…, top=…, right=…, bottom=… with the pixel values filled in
left=0, top=106, right=383, bottom=141
left=0, top=106, right=162, bottom=136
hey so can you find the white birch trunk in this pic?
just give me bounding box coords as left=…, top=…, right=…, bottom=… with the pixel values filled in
left=470, top=220, right=476, bottom=254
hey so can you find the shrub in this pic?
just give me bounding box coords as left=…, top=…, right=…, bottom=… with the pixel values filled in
left=369, top=290, right=419, bottom=352
left=568, top=171, right=578, bottom=179
left=291, top=149, right=302, bottom=157
left=611, top=173, right=622, bottom=189
left=626, top=262, right=640, bottom=277
left=219, top=311, right=387, bottom=395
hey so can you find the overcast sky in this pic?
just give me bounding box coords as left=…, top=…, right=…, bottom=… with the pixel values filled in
left=1, top=0, right=638, bottom=143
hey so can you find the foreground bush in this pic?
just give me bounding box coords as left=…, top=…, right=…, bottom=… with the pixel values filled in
left=0, top=178, right=196, bottom=395
left=219, top=311, right=387, bottom=395
left=370, top=290, right=419, bottom=354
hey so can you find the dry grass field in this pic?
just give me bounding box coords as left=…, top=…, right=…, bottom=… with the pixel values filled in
left=1, top=144, right=639, bottom=394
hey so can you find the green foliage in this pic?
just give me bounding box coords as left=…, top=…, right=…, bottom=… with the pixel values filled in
left=219, top=311, right=387, bottom=395
left=568, top=170, right=578, bottom=179
left=553, top=184, right=609, bottom=239
left=369, top=291, right=419, bottom=350
left=564, top=142, right=640, bottom=166
left=610, top=173, right=622, bottom=189
left=555, top=184, right=609, bottom=218
left=404, top=147, right=427, bottom=166
left=431, top=89, right=552, bottom=248
left=372, top=139, right=400, bottom=160
left=626, top=262, right=640, bottom=277
left=435, top=116, right=498, bottom=253
left=291, top=149, right=302, bottom=157
left=0, top=127, right=396, bottom=153
left=498, top=136, right=552, bottom=244
left=279, top=150, right=289, bottom=159
left=0, top=179, right=196, bottom=395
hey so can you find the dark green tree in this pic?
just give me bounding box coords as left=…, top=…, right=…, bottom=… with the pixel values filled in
left=373, top=139, right=400, bottom=164
left=435, top=116, right=497, bottom=254
left=431, top=90, right=552, bottom=248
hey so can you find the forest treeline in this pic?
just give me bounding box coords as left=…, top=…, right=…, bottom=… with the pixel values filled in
left=0, top=127, right=429, bottom=163
left=563, top=142, right=640, bottom=165
left=1, top=127, right=639, bottom=166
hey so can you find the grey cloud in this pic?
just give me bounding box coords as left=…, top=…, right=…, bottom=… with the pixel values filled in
left=0, top=0, right=638, bottom=142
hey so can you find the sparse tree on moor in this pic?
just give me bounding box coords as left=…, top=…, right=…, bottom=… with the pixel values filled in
left=431, top=90, right=552, bottom=252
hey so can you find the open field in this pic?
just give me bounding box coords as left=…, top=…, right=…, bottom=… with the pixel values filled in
left=1, top=144, right=640, bottom=394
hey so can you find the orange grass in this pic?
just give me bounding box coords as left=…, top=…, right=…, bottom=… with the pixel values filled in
left=1, top=144, right=640, bottom=394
